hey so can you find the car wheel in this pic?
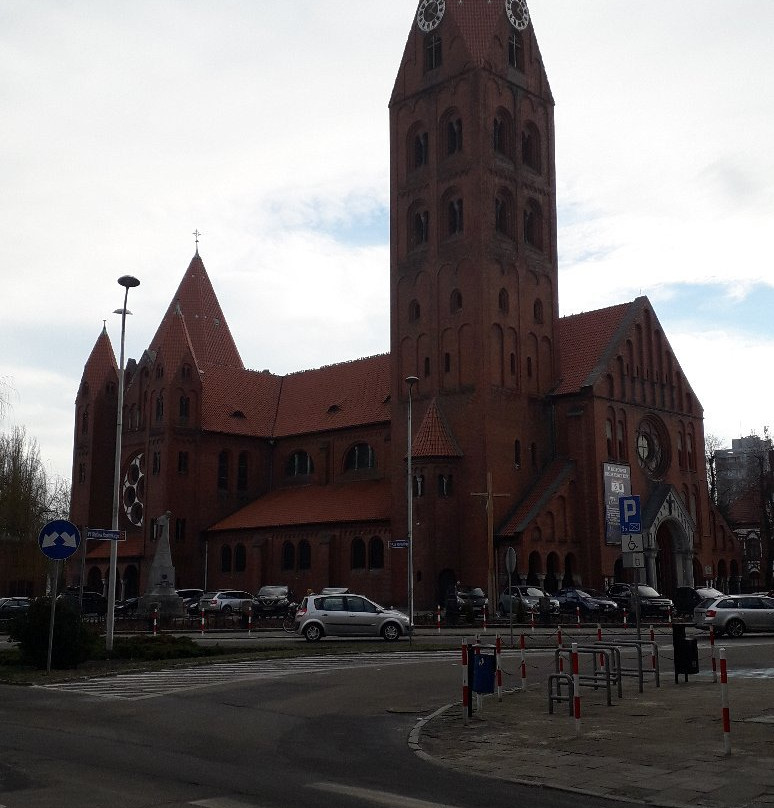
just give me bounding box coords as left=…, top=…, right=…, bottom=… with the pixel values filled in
left=726, top=618, right=745, bottom=638
left=304, top=623, right=323, bottom=642
left=381, top=622, right=401, bottom=641
left=221, top=605, right=232, bottom=615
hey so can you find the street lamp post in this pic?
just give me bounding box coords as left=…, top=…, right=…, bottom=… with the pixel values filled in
left=405, top=376, right=419, bottom=634
left=106, top=274, right=140, bottom=651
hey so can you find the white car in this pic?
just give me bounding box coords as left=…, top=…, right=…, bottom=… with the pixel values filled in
left=294, top=593, right=410, bottom=642
left=198, top=590, right=253, bottom=614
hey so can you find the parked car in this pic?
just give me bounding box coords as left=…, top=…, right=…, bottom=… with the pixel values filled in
left=176, top=588, right=204, bottom=613
left=57, top=589, right=108, bottom=616
left=252, top=585, right=294, bottom=617
left=674, top=586, right=724, bottom=618
left=554, top=588, right=619, bottom=616
left=456, top=586, right=488, bottom=616
left=294, top=592, right=410, bottom=642
left=605, top=583, right=673, bottom=619
left=694, top=594, right=774, bottom=638
left=0, top=597, right=31, bottom=617
left=498, top=585, right=559, bottom=617
left=198, top=590, right=254, bottom=614
left=114, top=597, right=139, bottom=614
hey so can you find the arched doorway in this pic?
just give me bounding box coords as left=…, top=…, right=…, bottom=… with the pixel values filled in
left=438, top=568, right=457, bottom=606
left=527, top=551, right=542, bottom=586
left=87, top=566, right=103, bottom=594
left=123, top=564, right=139, bottom=598
left=563, top=553, right=577, bottom=588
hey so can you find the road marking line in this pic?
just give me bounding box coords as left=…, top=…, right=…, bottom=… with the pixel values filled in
left=309, top=781, right=462, bottom=808
left=190, top=799, right=263, bottom=808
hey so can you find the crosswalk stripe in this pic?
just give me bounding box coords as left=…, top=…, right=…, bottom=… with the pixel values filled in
left=34, top=651, right=462, bottom=700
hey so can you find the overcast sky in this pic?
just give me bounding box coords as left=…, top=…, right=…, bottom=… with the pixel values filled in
left=2, top=0, right=773, bottom=483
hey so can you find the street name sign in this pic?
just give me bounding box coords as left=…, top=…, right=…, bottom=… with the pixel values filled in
left=86, top=528, right=123, bottom=541
left=391, top=539, right=409, bottom=549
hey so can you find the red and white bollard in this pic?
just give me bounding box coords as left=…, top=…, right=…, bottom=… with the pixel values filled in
left=649, top=625, right=656, bottom=672
left=248, top=608, right=253, bottom=635
left=623, top=609, right=628, bottom=628
left=495, top=635, right=503, bottom=701
left=572, top=642, right=581, bottom=736
left=530, top=609, right=535, bottom=633
left=482, top=608, right=487, bottom=632
left=152, top=607, right=158, bottom=636
left=720, top=647, right=731, bottom=755
left=520, top=647, right=527, bottom=689
left=436, top=604, right=441, bottom=633
left=668, top=606, right=673, bottom=625
left=576, top=606, right=581, bottom=625
left=461, top=640, right=470, bottom=723
left=710, top=625, right=717, bottom=683
left=597, top=623, right=605, bottom=667
left=200, top=607, right=205, bottom=635
left=557, top=625, right=564, bottom=672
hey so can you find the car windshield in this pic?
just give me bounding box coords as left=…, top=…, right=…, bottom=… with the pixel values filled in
left=465, top=588, right=485, bottom=597
left=574, top=590, right=592, bottom=598
left=637, top=586, right=661, bottom=598
left=257, top=587, right=286, bottom=596
left=201, top=592, right=216, bottom=599
left=522, top=587, right=544, bottom=597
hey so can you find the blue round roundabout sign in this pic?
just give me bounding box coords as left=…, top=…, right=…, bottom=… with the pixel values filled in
left=38, top=519, right=81, bottom=561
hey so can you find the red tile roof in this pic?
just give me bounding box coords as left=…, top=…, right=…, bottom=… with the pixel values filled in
left=149, top=253, right=243, bottom=371
left=555, top=301, right=632, bottom=395
left=273, top=355, right=391, bottom=437
left=85, top=535, right=145, bottom=560
left=412, top=398, right=463, bottom=459
left=208, top=479, right=392, bottom=532
left=200, top=365, right=282, bottom=437
left=80, top=326, right=117, bottom=391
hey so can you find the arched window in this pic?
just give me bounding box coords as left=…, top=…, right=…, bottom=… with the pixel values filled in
left=351, top=538, right=366, bottom=570
left=508, top=31, right=524, bottom=70
left=369, top=537, right=384, bottom=570
left=606, top=419, right=614, bottom=458
left=446, top=117, right=463, bottom=154
left=447, top=198, right=464, bottom=235
left=425, top=34, right=442, bottom=71
left=411, top=209, right=429, bottom=248
left=286, top=450, right=314, bottom=476
left=81, top=407, right=89, bottom=434
left=522, top=123, right=541, bottom=172
left=155, top=394, right=164, bottom=422
left=179, top=395, right=190, bottom=420
left=498, top=288, right=510, bottom=314
left=533, top=299, right=544, bottom=323
left=414, top=131, right=429, bottom=168
left=514, top=439, right=522, bottom=468
left=298, top=540, right=311, bottom=570
left=345, top=443, right=375, bottom=471
left=220, top=544, right=232, bottom=573
left=281, top=542, right=295, bottom=571
left=217, top=450, right=229, bottom=490
left=234, top=543, right=246, bottom=572
left=409, top=299, right=421, bottom=322
left=423, top=357, right=431, bottom=377
left=523, top=200, right=544, bottom=249
left=450, top=289, right=463, bottom=313
left=495, top=193, right=514, bottom=238
left=237, top=451, right=248, bottom=491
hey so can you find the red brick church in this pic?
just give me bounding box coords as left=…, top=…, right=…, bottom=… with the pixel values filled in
left=69, top=1, right=740, bottom=610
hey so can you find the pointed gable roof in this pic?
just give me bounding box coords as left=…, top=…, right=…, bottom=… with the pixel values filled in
left=412, top=398, right=463, bottom=459
left=79, top=325, right=118, bottom=393
left=499, top=459, right=575, bottom=537
left=149, top=253, right=243, bottom=371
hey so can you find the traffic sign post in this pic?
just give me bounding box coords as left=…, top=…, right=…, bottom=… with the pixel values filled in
left=618, top=496, right=644, bottom=638
left=38, top=520, right=81, bottom=674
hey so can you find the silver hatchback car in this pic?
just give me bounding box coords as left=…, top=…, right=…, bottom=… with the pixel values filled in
left=295, top=593, right=410, bottom=642
left=694, top=594, right=774, bottom=638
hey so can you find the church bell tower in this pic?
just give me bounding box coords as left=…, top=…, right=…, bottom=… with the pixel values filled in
left=389, top=0, right=560, bottom=608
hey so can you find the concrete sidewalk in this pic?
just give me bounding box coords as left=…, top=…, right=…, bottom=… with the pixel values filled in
left=415, top=653, right=774, bottom=807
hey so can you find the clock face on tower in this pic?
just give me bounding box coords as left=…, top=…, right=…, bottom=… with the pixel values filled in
left=505, top=0, right=530, bottom=31
left=417, top=0, right=445, bottom=33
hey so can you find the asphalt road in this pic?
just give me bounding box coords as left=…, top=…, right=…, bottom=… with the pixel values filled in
left=1, top=644, right=623, bottom=808
left=3, top=627, right=772, bottom=808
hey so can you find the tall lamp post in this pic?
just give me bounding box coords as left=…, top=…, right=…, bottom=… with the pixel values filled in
left=106, top=274, right=140, bottom=651
left=405, top=376, right=419, bottom=634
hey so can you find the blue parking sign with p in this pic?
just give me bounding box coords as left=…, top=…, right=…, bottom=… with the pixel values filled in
left=618, top=496, right=641, bottom=534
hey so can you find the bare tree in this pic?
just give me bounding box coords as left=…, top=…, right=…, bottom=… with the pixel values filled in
left=705, top=432, right=725, bottom=506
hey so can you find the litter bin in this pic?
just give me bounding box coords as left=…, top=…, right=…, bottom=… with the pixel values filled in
left=471, top=651, right=496, bottom=694
left=672, top=624, right=699, bottom=682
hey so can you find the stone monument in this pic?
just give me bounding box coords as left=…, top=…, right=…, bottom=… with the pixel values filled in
left=138, top=511, right=185, bottom=617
